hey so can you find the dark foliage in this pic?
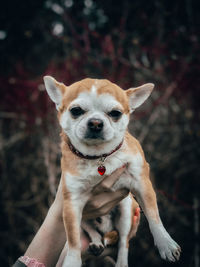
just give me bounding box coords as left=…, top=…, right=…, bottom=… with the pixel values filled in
left=0, top=0, right=199, bottom=266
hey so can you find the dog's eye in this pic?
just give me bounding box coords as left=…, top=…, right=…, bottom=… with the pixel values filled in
left=108, top=110, right=122, bottom=120
left=70, top=107, right=85, bottom=117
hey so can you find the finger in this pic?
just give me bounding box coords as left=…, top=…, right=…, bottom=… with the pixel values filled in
left=83, top=193, right=111, bottom=215
left=110, top=188, right=129, bottom=200
left=92, top=165, right=126, bottom=194
left=81, top=229, right=90, bottom=251
left=83, top=189, right=129, bottom=219
left=86, top=188, right=129, bottom=212
left=96, top=189, right=129, bottom=215
left=133, top=207, right=140, bottom=224
left=101, top=165, right=126, bottom=187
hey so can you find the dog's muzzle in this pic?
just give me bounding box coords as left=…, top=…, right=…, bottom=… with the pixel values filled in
left=85, top=118, right=104, bottom=139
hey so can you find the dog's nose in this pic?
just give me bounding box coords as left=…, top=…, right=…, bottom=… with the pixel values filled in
left=88, top=119, right=104, bottom=132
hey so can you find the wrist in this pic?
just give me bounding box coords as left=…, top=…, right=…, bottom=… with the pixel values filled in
left=18, top=256, right=45, bottom=267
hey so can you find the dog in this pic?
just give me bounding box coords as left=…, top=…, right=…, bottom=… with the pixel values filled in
left=43, top=77, right=181, bottom=267
left=81, top=193, right=141, bottom=265
left=57, top=195, right=140, bottom=267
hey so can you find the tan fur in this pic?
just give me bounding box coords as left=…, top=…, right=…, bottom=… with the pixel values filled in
left=60, top=132, right=80, bottom=176
left=62, top=177, right=80, bottom=249
left=125, top=131, right=145, bottom=156
left=57, top=80, right=144, bottom=250
left=140, top=163, right=160, bottom=224
left=61, top=132, right=81, bottom=248
left=103, top=230, right=119, bottom=245
left=57, top=78, right=130, bottom=115
left=125, top=131, right=160, bottom=224
left=60, top=79, right=101, bottom=112
left=44, top=77, right=181, bottom=265
left=96, top=80, right=130, bottom=114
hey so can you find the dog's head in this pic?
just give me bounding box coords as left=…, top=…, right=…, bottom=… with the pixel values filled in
left=44, top=77, right=154, bottom=155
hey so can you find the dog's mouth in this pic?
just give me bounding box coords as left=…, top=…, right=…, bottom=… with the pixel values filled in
left=84, top=131, right=105, bottom=140
left=83, top=133, right=105, bottom=146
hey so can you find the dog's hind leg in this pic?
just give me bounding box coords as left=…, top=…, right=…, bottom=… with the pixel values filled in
left=115, top=194, right=140, bottom=267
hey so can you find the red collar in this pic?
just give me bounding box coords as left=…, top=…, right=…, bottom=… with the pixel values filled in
left=68, top=140, right=123, bottom=160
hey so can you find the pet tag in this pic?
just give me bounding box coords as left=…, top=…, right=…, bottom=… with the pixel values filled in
left=98, top=165, right=106, bottom=176
left=98, top=156, right=106, bottom=175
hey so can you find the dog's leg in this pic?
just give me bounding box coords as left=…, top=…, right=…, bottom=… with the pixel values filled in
left=62, top=197, right=84, bottom=267
left=82, top=220, right=104, bottom=256
left=114, top=195, right=133, bottom=267
left=62, top=178, right=89, bottom=267
left=130, top=161, right=181, bottom=262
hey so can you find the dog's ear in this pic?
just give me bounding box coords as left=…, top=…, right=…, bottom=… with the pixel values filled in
left=43, top=76, right=66, bottom=110
left=126, top=83, right=154, bottom=112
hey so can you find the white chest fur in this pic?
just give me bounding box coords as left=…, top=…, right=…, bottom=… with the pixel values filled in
left=64, top=148, right=143, bottom=196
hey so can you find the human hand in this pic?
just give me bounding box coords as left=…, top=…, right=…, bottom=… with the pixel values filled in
left=21, top=165, right=128, bottom=267
left=83, top=165, right=129, bottom=219
left=54, top=165, right=129, bottom=221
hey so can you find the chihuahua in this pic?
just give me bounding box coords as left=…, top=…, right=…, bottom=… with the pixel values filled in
left=44, top=77, right=181, bottom=267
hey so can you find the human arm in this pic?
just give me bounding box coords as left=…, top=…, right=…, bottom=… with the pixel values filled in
left=13, top=165, right=128, bottom=267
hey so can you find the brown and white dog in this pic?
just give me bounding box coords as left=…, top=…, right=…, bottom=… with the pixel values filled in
left=44, top=77, right=181, bottom=267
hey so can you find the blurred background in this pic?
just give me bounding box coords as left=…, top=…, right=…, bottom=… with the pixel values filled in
left=0, top=0, right=199, bottom=266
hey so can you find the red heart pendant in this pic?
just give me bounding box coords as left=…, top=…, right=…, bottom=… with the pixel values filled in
left=98, top=165, right=106, bottom=176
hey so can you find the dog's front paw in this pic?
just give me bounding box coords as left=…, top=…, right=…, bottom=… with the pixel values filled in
left=156, top=236, right=181, bottom=262
left=88, top=242, right=104, bottom=256
left=62, top=254, right=82, bottom=267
